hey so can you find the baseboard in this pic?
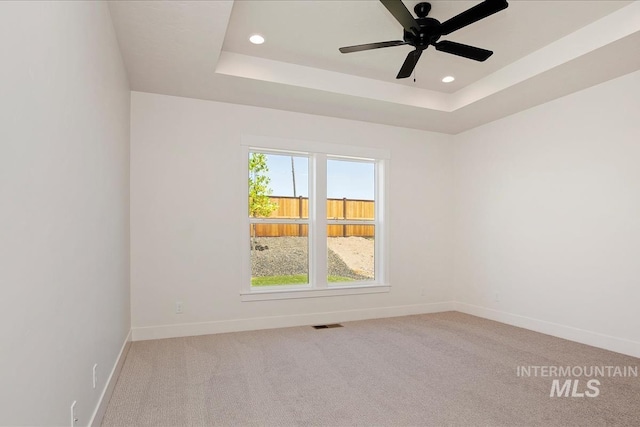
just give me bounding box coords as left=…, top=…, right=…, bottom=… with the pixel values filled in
left=131, top=301, right=454, bottom=341
left=454, top=302, right=640, bottom=359
left=89, top=329, right=132, bottom=427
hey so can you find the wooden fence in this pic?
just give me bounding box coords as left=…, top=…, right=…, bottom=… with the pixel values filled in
left=252, top=196, right=374, bottom=237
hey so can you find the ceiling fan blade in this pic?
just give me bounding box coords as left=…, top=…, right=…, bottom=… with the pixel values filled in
left=396, top=49, right=422, bottom=79
left=339, top=40, right=407, bottom=54
left=380, top=0, right=420, bottom=35
left=439, top=0, right=509, bottom=36
left=435, top=40, right=493, bottom=61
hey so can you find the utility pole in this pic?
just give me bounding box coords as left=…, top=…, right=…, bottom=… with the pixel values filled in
left=291, top=156, right=297, bottom=197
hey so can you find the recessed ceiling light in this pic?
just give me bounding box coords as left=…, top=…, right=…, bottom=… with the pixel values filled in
left=249, top=34, right=265, bottom=45
left=442, top=76, right=455, bottom=83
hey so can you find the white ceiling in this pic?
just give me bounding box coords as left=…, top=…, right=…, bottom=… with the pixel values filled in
left=108, top=0, right=640, bottom=134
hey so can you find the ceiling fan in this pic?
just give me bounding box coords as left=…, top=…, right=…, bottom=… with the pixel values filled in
left=339, top=0, right=509, bottom=79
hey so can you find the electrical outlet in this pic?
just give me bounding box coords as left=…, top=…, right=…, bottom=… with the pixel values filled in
left=176, top=301, right=183, bottom=314
left=494, top=292, right=500, bottom=303
left=93, top=364, right=98, bottom=389
left=70, top=401, right=77, bottom=427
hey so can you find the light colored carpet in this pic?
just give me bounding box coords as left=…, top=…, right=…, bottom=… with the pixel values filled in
left=102, top=312, right=640, bottom=426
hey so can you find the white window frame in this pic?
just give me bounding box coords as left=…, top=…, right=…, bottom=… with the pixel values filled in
left=241, top=135, right=390, bottom=301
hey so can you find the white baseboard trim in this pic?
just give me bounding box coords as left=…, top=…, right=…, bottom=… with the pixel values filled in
left=131, top=302, right=454, bottom=341
left=454, top=302, right=640, bottom=359
left=89, top=329, right=132, bottom=427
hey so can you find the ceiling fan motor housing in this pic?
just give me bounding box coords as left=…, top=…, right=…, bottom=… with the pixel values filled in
left=404, top=16, right=441, bottom=49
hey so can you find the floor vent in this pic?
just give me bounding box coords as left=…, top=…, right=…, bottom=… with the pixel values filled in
left=312, top=324, right=343, bottom=329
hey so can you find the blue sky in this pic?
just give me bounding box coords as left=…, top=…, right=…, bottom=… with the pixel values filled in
left=263, top=153, right=374, bottom=200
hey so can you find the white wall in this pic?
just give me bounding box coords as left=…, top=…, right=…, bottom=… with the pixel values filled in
left=130, top=92, right=453, bottom=339
left=0, top=2, right=130, bottom=425
left=453, top=70, right=640, bottom=357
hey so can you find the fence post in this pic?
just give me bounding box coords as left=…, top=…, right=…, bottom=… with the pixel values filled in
left=343, top=197, right=347, bottom=237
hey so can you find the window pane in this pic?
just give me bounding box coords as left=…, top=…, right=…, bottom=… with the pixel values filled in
left=251, top=224, right=309, bottom=287
left=270, top=196, right=308, bottom=221
left=327, top=225, right=375, bottom=283
left=249, top=152, right=309, bottom=219
left=327, top=159, right=375, bottom=220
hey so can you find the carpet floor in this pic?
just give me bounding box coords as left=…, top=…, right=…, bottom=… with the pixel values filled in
left=102, top=312, right=640, bottom=426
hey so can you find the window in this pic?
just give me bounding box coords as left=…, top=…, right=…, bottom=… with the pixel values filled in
left=249, top=152, right=310, bottom=288
left=242, top=137, right=389, bottom=300
left=327, top=158, right=376, bottom=284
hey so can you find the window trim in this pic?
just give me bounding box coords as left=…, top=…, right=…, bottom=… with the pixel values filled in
left=241, top=136, right=390, bottom=301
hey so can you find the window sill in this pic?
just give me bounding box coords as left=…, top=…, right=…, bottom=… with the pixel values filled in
left=240, top=284, right=390, bottom=302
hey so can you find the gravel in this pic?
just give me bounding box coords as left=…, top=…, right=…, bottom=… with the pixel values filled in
left=251, top=237, right=371, bottom=280
left=328, top=236, right=375, bottom=278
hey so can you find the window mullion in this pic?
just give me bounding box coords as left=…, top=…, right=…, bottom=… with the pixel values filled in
left=242, top=145, right=251, bottom=294
left=313, top=153, right=328, bottom=289
left=326, top=220, right=376, bottom=225
left=375, top=159, right=385, bottom=284
left=249, top=218, right=310, bottom=224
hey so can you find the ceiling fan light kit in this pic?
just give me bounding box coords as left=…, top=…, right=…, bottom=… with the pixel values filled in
left=339, top=0, right=509, bottom=79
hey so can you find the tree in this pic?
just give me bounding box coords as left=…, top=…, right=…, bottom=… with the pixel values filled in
left=249, top=153, right=278, bottom=248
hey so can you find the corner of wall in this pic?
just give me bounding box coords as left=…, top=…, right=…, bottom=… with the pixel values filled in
left=89, top=330, right=133, bottom=427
